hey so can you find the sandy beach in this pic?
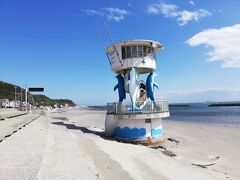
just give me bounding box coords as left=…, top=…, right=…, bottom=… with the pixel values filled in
left=1, top=1, right=240, bottom=179
left=0, top=108, right=239, bottom=180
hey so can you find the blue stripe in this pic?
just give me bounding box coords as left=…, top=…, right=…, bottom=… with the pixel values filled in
left=151, top=128, right=163, bottom=137
left=113, top=127, right=146, bottom=140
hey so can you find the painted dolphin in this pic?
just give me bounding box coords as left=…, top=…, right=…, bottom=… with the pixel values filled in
left=114, top=74, right=126, bottom=102
left=127, top=68, right=141, bottom=111
left=146, top=72, right=159, bottom=101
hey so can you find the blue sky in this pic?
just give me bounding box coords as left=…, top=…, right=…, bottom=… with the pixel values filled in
left=0, top=0, right=240, bottom=105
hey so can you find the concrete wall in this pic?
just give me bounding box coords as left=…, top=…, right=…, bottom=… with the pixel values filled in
left=105, top=114, right=164, bottom=141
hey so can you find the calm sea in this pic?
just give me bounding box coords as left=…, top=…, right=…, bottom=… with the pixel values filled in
left=166, top=104, right=240, bottom=126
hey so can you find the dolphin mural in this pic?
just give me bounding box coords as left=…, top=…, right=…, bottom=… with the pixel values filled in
left=114, top=74, right=126, bottom=102
left=127, top=68, right=141, bottom=111
left=146, top=72, right=159, bottom=101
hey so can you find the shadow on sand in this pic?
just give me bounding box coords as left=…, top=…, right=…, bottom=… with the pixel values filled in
left=51, top=121, right=114, bottom=141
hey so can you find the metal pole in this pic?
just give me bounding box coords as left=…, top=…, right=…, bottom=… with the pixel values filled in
left=14, top=86, right=16, bottom=108
left=20, top=88, right=22, bottom=110
left=97, top=30, right=112, bottom=66
left=100, top=17, right=123, bottom=66
left=25, top=85, right=28, bottom=111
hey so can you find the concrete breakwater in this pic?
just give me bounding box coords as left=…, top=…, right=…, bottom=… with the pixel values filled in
left=0, top=109, right=40, bottom=141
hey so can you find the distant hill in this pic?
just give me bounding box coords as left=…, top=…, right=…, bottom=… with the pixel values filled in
left=0, top=81, right=26, bottom=100
left=0, top=80, right=75, bottom=106
left=33, top=94, right=75, bottom=107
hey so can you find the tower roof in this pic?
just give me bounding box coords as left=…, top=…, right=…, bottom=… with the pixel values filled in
left=106, top=40, right=163, bottom=53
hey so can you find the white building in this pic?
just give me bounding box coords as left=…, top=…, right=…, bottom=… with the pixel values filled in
left=0, top=99, right=9, bottom=108
left=9, top=100, right=21, bottom=108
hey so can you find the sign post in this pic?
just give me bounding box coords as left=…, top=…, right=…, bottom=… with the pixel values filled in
left=27, top=87, right=44, bottom=111
left=25, top=86, right=28, bottom=111
left=28, top=88, right=44, bottom=92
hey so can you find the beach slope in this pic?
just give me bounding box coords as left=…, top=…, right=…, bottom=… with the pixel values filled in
left=0, top=108, right=239, bottom=180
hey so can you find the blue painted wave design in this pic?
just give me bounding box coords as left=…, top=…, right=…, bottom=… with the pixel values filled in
left=151, top=128, right=163, bottom=137
left=113, top=127, right=146, bottom=140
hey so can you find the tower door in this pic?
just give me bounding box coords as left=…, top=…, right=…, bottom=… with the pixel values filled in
left=145, top=119, right=152, bottom=137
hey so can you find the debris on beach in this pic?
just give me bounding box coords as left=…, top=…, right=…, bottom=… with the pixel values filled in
left=151, top=145, right=167, bottom=150
left=151, top=145, right=177, bottom=157
left=167, top=137, right=180, bottom=144
left=192, top=156, right=221, bottom=168
left=209, top=156, right=220, bottom=161
left=162, top=150, right=177, bottom=157
left=192, top=162, right=218, bottom=169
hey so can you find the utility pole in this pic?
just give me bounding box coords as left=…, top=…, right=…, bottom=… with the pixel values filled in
left=25, top=85, right=28, bottom=111
left=20, top=88, right=23, bottom=110
left=14, top=86, right=17, bottom=108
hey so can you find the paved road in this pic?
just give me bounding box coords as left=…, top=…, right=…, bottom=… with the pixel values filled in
left=0, top=113, right=39, bottom=141
left=0, top=116, right=131, bottom=180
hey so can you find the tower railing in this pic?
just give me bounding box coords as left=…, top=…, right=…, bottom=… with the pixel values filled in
left=106, top=100, right=169, bottom=114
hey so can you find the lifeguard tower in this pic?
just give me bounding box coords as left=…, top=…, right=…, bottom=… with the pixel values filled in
left=105, top=40, right=170, bottom=145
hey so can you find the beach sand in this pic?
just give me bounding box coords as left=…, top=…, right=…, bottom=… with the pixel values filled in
left=0, top=108, right=239, bottom=180
left=49, top=108, right=240, bottom=180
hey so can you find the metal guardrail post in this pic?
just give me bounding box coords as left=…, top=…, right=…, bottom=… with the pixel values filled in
left=115, top=103, right=117, bottom=114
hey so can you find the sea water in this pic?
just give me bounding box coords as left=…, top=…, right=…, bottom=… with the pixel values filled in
left=166, top=103, right=240, bottom=126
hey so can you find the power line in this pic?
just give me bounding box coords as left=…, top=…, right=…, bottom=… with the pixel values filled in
left=0, top=31, right=120, bottom=42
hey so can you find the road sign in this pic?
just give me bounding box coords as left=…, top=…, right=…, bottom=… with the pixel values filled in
left=28, top=88, right=44, bottom=92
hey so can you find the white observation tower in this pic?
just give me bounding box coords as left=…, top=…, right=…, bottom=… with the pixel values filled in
left=104, top=39, right=170, bottom=145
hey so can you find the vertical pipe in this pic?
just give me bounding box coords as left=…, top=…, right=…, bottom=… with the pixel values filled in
left=25, top=86, right=28, bottom=111
left=20, top=88, right=22, bottom=110
left=14, top=86, right=17, bottom=108
left=101, top=17, right=123, bottom=66
left=97, top=30, right=111, bottom=66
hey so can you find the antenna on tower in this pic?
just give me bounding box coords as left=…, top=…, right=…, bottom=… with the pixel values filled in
left=100, top=17, right=123, bottom=66
left=97, top=30, right=111, bottom=66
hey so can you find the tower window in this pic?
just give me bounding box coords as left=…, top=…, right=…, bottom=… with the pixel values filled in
left=132, top=46, right=137, bottom=57
left=126, top=46, right=131, bottom=58
left=138, top=46, right=143, bottom=57
left=122, top=47, right=126, bottom=59
left=121, top=45, right=153, bottom=59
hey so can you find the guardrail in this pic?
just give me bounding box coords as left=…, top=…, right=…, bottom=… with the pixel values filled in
left=107, top=100, right=169, bottom=114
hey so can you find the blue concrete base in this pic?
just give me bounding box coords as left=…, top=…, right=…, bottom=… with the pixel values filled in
left=113, top=127, right=146, bottom=140
left=151, top=128, right=163, bottom=137
left=113, top=127, right=163, bottom=140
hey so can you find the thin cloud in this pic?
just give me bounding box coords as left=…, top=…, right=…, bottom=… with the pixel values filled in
left=189, top=1, right=195, bottom=6
left=103, top=8, right=128, bottom=22
left=186, top=24, right=240, bottom=68
left=147, top=2, right=211, bottom=26
left=81, top=8, right=128, bottom=22
left=81, top=9, right=103, bottom=17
